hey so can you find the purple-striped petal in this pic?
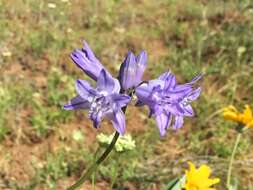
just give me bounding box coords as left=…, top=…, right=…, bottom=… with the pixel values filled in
left=97, top=69, right=120, bottom=94
left=135, top=83, right=153, bottom=105
left=183, top=105, right=194, bottom=116
left=109, top=110, right=126, bottom=135
left=135, top=50, right=147, bottom=84
left=82, top=41, right=97, bottom=61
left=63, top=96, right=90, bottom=110
left=173, top=116, right=184, bottom=129
left=135, top=80, right=164, bottom=105
left=111, top=94, right=131, bottom=108
left=91, top=111, right=103, bottom=128
left=75, top=79, right=96, bottom=100
left=71, top=42, right=104, bottom=81
left=187, top=87, right=201, bottom=101
left=119, top=51, right=137, bottom=90
left=155, top=112, right=171, bottom=136
left=187, top=74, right=203, bottom=85
left=158, top=72, right=176, bottom=90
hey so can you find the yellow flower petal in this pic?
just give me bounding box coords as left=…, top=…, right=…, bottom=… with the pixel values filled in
left=223, top=104, right=253, bottom=128
left=241, top=105, right=253, bottom=123
left=198, top=165, right=211, bottom=178
left=223, top=112, right=240, bottom=122
left=184, top=162, right=220, bottom=190
left=223, top=105, right=238, bottom=113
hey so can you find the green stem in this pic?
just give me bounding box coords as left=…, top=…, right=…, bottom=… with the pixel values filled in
left=92, top=149, right=99, bottom=190
left=92, top=170, right=96, bottom=190
left=226, top=132, right=242, bottom=189
left=67, top=90, right=129, bottom=190
left=67, top=132, right=120, bottom=190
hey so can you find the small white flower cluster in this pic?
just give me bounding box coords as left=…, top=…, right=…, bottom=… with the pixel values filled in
left=97, top=133, right=136, bottom=152
left=1, top=46, right=12, bottom=57
left=47, top=0, right=70, bottom=9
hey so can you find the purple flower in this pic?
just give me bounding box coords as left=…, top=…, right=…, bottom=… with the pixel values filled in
left=119, top=51, right=147, bottom=90
left=135, top=71, right=202, bottom=136
left=64, top=69, right=131, bottom=135
left=71, top=41, right=105, bottom=81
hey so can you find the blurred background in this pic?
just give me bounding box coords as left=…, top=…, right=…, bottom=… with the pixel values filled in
left=0, top=0, right=253, bottom=189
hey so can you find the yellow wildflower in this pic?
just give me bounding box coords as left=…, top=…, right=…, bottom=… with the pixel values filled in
left=184, top=162, right=220, bottom=190
left=223, top=105, right=253, bottom=128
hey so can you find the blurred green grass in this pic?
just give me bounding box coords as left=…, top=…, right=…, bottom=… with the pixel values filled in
left=0, top=0, right=253, bottom=189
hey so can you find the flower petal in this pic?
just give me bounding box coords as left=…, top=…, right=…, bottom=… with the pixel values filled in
left=158, top=71, right=171, bottom=81
left=155, top=112, right=171, bottom=136
left=158, top=71, right=176, bottom=90
left=82, top=41, right=97, bottom=61
left=135, top=80, right=164, bottom=105
left=184, top=162, right=220, bottom=189
left=187, top=74, right=203, bottom=85
left=173, top=116, right=184, bottom=129
left=183, top=105, right=194, bottom=117
left=135, top=83, right=152, bottom=105
left=63, top=96, right=90, bottom=110
left=119, top=51, right=137, bottom=90
left=135, top=50, right=147, bottom=84
left=97, top=69, right=120, bottom=94
left=111, top=94, right=131, bottom=108
left=109, top=110, right=126, bottom=135
left=75, top=79, right=96, bottom=100
left=187, top=87, right=201, bottom=101
left=164, top=104, right=185, bottom=116
left=71, top=42, right=104, bottom=81
left=91, top=111, right=103, bottom=128
left=223, top=112, right=239, bottom=122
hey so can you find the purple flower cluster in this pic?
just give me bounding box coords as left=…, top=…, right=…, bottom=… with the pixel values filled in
left=136, top=72, right=202, bottom=136
left=64, top=41, right=202, bottom=136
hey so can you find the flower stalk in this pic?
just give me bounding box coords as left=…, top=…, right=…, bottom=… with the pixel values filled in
left=64, top=41, right=202, bottom=189
left=67, top=131, right=120, bottom=190
left=226, top=132, right=242, bottom=189
left=67, top=105, right=127, bottom=190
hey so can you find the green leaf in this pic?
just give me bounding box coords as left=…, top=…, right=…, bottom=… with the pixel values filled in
left=165, top=176, right=186, bottom=190
left=165, top=178, right=180, bottom=190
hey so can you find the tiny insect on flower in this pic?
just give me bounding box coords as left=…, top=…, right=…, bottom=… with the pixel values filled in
left=223, top=104, right=253, bottom=128
left=184, top=162, right=220, bottom=190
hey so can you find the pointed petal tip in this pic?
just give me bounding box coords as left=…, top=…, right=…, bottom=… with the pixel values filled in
left=82, top=40, right=93, bottom=53
left=110, top=110, right=126, bottom=136
left=159, top=129, right=166, bottom=137
left=136, top=50, right=148, bottom=66
left=127, top=50, right=135, bottom=56
left=70, top=49, right=81, bottom=59
left=139, top=50, right=148, bottom=59
left=63, top=104, right=74, bottom=110
left=63, top=104, right=70, bottom=110
left=140, top=50, right=147, bottom=54
left=82, top=40, right=89, bottom=47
